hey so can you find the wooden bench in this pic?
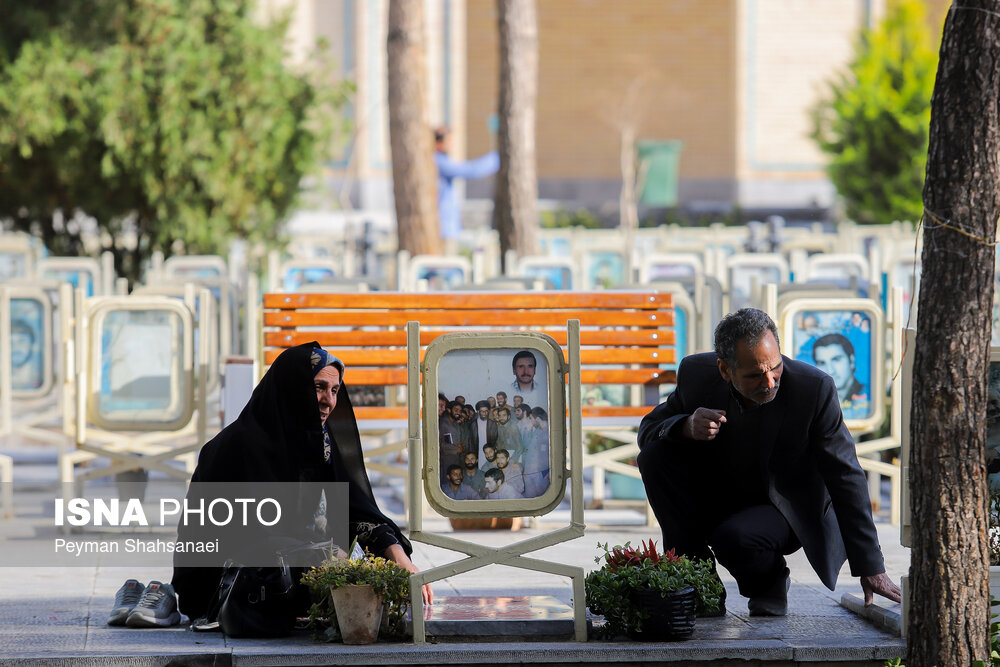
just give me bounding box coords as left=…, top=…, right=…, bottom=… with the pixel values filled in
left=262, top=291, right=676, bottom=509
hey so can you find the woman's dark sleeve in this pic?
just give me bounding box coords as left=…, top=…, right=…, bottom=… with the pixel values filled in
left=352, top=520, right=400, bottom=557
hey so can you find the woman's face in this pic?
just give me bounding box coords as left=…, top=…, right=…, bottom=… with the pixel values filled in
left=315, top=366, right=341, bottom=424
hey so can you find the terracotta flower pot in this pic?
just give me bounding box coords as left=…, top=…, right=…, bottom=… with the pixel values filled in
left=330, top=584, right=384, bottom=644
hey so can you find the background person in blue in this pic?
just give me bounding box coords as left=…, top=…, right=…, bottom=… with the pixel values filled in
left=433, top=126, right=499, bottom=245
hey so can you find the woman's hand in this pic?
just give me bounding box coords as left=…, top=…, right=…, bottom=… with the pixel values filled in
left=384, top=543, right=434, bottom=606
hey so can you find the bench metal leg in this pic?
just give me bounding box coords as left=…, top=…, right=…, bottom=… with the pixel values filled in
left=0, top=453, right=13, bottom=518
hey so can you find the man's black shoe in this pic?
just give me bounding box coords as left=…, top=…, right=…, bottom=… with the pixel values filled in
left=748, top=573, right=790, bottom=617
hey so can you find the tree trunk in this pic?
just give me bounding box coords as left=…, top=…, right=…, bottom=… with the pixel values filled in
left=387, top=0, right=438, bottom=256
left=909, top=3, right=1000, bottom=665
left=493, top=0, right=538, bottom=266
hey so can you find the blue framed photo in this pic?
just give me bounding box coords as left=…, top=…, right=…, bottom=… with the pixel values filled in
left=0, top=252, right=29, bottom=281
left=10, top=297, right=45, bottom=392
left=522, top=264, right=572, bottom=290
left=89, top=301, right=194, bottom=431
left=782, top=300, right=883, bottom=430
left=585, top=251, right=626, bottom=289
left=283, top=266, right=336, bottom=292
left=42, top=268, right=95, bottom=297
left=416, top=266, right=466, bottom=290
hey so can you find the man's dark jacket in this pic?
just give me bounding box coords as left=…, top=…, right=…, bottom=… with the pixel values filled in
left=637, top=352, right=884, bottom=590
left=470, top=417, right=499, bottom=453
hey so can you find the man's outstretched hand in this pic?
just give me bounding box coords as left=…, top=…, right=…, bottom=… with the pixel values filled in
left=861, top=572, right=901, bottom=605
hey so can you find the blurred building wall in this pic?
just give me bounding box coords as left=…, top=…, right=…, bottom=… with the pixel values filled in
left=266, top=0, right=950, bottom=219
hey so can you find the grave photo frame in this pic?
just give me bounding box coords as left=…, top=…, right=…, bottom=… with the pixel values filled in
left=38, top=257, right=102, bottom=298
left=1, top=288, right=54, bottom=400
left=86, top=298, right=195, bottom=431
left=422, top=333, right=567, bottom=517
left=780, top=298, right=885, bottom=433
left=410, top=256, right=471, bottom=291
left=639, top=252, right=703, bottom=284
left=516, top=256, right=576, bottom=290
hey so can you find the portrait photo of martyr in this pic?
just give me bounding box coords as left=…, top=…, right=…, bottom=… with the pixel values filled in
left=791, top=309, right=873, bottom=421
left=9, top=298, right=45, bottom=391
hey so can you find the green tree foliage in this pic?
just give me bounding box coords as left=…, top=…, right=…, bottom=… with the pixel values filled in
left=811, top=0, right=938, bottom=225
left=0, top=0, right=352, bottom=280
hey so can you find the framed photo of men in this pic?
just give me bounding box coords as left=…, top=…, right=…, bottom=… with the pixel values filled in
left=780, top=298, right=885, bottom=434
left=422, top=333, right=567, bottom=518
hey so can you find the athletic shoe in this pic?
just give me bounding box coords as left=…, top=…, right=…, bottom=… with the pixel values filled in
left=107, top=579, right=145, bottom=626
left=125, top=581, right=181, bottom=628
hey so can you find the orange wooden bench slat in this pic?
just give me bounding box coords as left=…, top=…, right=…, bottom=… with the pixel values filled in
left=265, top=328, right=675, bottom=348
left=264, top=347, right=675, bottom=366
left=354, top=405, right=656, bottom=420
left=266, top=310, right=672, bottom=328
left=260, top=357, right=676, bottom=387
left=264, top=292, right=672, bottom=310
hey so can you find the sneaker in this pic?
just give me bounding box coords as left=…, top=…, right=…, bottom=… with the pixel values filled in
left=125, top=581, right=181, bottom=628
left=107, top=579, right=145, bottom=626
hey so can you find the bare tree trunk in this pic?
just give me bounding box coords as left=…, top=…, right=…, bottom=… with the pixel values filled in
left=387, top=0, right=438, bottom=256
left=909, top=3, right=1000, bottom=665
left=493, top=0, right=538, bottom=266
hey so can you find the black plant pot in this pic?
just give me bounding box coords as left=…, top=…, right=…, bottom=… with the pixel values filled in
left=627, top=585, right=697, bottom=641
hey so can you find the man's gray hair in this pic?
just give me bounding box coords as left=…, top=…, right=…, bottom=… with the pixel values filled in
left=714, top=308, right=780, bottom=368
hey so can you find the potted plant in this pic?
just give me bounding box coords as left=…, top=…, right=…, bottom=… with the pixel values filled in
left=585, top=539, right=724, bottom=641
left=300, top=551, right=411, bottom=644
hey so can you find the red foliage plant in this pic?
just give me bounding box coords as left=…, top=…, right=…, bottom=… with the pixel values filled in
left=603, top=539, right=683, bottom=571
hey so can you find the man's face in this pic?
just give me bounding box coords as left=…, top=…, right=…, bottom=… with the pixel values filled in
left=450, top=404, right=463, bottom=420
left=478, top=406, right=490, bottom=420
left=487, top=396, right=496, bottom=408
left=483, top=447, right=496, bottom=462
left=514, top=357, right=536, bottom=387
left=814, top=343, right=855, bottom=393
left=496, top=394, right=507, bottom=407
left=532, top=415, right=544, bottom=430
left=513, top=396, right=523, bottom=408
left=315, top=366, right=341, bottom=425
left=448, top=468, right=464, bottom=486
left=497, top=410, right=509, bottom=425
left=484, top=477, right=499, bottom=494
left=718, top=331, right=783, bottom=407
left=515, top=407, right=525, bottom=420
left=438, top=399, right=446, bottom=416
left=496, top=452, right=509, bottom=469
left=463, top=407, right=475, bottom=422
left=464, top=453, right=478, bottom=470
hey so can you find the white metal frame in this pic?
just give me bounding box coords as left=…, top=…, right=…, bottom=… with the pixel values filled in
left=60, top=290, right=209, bottom=489
left=406, top=321, right=587, bottom=643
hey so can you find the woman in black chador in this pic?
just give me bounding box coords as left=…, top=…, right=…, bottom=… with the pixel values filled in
left=172, top=342, right=431, bottom=619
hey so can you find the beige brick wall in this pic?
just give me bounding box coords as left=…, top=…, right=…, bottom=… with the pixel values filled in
left=466, top=0, right=739, bottom=182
